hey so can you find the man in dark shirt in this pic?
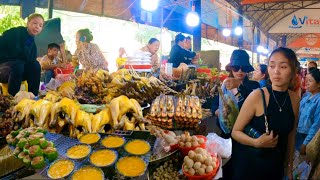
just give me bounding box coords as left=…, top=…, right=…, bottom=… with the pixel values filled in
left=184, top=36, right=192, bottom=51
left=0, top=13, right=44, bottom=96
left=168, top=33, right=197, bottom=68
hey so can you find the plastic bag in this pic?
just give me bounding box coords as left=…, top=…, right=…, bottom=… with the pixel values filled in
left=151, top=137, right=171, bottom=160
left=206, top=133, right=232, bottom=159
left=218, top=85, right=239, bottom=134
left=46, top=78, right=63, bottom=91
left=55, top=74, right=74, bottom=82
left=293, top=161, right=312, bottom=180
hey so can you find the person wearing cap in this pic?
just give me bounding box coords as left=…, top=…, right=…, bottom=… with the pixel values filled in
left=168, top=33, right=198, bottom=68
left=39, top=43, right=67, bottom=84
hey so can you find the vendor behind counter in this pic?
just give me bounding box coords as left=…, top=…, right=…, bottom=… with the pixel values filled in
left=168, top=33, right=197, bottom=68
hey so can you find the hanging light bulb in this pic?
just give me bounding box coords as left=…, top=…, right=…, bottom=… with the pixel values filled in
left=263, top=48, right=269, bottom=54
left=222, top=28, right=231, bottom=37
left=257, top=45, right=265, bottom=53
left=141, top=0, right=159, bottom=12
left=186, top=3, right=200, bottom=27
left=234, top=26, right=243, bottom=36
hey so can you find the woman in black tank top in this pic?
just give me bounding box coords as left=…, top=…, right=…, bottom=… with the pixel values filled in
left=231, top=47, right=300, bottom=180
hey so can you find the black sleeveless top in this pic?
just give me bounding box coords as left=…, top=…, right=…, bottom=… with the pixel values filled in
left=232, top=86, right=294, bottom=180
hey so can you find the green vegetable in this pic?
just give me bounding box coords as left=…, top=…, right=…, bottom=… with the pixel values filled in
left=17, top=138, right=28, bottom=149
left=47, top=141, right=55, bottom=148
left=18, top=151, right=26, bottom=160
left=28, top=135, right=40, bottom=146
left=43, top=147, right=58, bottom=162
left=39, top=138, right=48, bottom=149
left=23, top=155, right=31, bottom=166
left=28, top=145, right=43, bottom=158
left=31, top=156, right=45, bottom=169
left=13, top=147, right=22, bottom=157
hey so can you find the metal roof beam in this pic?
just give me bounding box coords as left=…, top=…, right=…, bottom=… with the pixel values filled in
left=244, top=6, right=320, bottom=11
left=243, top=1, right=318, bottom=12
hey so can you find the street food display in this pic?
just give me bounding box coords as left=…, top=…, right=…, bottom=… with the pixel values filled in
left=0, top=65, right=227, bottom=180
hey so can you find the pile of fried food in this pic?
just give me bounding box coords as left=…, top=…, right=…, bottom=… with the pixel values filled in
left=147, top=95, right=202, bottom=130
left=184, top=80, right=219, bottom=100
left=75, top=70, right=111, bottom=104
left=9, top=95, right=149, bottom=139
left=0, top=108, right=17, bottom=136
left=105, top=69, right=177, bottom=104
left=56, top=69, right=176, bottom=105
left=0, top=94, right=13, bottom=112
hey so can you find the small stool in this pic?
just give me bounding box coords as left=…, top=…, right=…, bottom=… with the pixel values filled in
left=0, top=81, right=28, bottom=96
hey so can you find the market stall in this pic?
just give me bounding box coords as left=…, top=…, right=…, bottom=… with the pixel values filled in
left=0, top=65, right=231, bottom=180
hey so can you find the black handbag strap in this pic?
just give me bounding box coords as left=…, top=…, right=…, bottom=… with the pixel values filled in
left=259, top=88, right=269, bottom=134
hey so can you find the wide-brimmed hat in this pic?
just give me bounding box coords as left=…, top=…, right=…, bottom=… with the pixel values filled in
left=226, top=49, right=254, bottom=72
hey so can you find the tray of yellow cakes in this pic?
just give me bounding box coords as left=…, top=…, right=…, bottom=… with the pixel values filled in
left=36, top=130, right=155, bottom=180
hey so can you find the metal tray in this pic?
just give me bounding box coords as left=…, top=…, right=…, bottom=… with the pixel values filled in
left=35, top=131, right=155, bottom=180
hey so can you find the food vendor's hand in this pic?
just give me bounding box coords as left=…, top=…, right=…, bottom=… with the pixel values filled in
left=225, top=78, right=242, bottom=90
left=254, top=131, right=278, bottom=148
left=299, top=144, right=306, bottom=155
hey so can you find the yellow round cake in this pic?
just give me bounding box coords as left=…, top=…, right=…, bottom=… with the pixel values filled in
left=47, top=159, right=74, bottom=179
left=116, top=156, right=146, bottom=177
left=71, top=166, right=103, bottom=180
left=79, top=133, right=100, bottom=145
left=66, top=144, right=90, bottom=159
left=90, top=149, right=117, bottom=167
left=101, top=136, right=125, bottom=148
left=125, top=140, right=150, bottom=155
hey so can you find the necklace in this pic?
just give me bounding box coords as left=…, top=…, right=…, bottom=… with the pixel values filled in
left=271, top=89, right=288, bottom=112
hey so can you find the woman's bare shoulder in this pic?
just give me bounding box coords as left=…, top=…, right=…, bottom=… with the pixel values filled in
left=246, top=88, right=263, bottom=102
